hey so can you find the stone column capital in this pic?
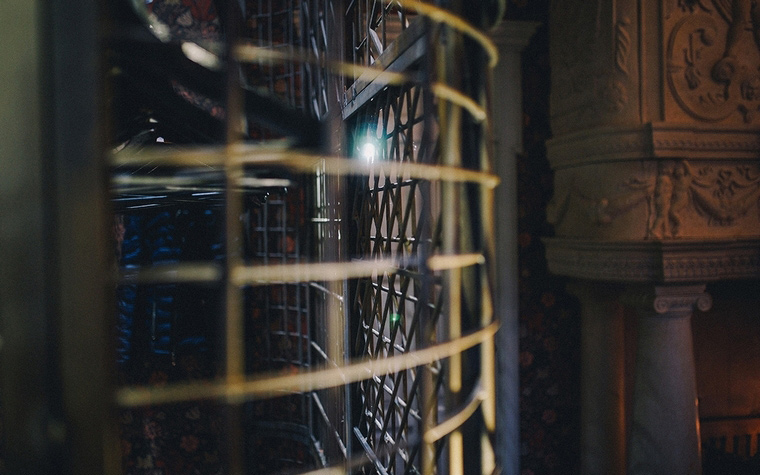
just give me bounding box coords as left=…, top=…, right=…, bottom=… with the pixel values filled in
left=625, top=284, right=713, bottom=317
left=653, top=285, right=713, bottom=315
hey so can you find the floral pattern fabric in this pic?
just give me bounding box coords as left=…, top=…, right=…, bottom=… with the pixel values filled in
left=508, top=0, right=583, bottom=473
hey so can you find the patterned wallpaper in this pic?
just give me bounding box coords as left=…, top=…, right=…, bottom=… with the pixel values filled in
left=507, top=0, right=583, bottom=473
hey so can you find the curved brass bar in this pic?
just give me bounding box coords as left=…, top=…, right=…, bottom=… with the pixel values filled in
left=427, top=252, right=485, bottom=271
left=115, top=321, right=498, bottom=407
left=392, top=0, right=498, bottom=67
left=110, top=147, right=500, bottom=188
left=423, top=384, right=486, bottom=443
left=234, top=43, right=488, bottom=122
left=118, top=262, right=223, bottom=285
left=230, top=259, right=397, bottom=286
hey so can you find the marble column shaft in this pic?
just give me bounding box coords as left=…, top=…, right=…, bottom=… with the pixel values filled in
left=627, top=285, right=712, bottom=475
left=489, top=20, right=538, bottom=475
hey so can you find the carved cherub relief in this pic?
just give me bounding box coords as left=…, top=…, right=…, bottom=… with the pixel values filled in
left=635, top=160, right=759, bottom=238
left=548, top=161, right=760, bottom=239
left=648, top=161, right=696, bottom=238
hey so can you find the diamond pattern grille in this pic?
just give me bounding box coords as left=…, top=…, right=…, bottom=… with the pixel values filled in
left=349, top=81, right=446, bottom=473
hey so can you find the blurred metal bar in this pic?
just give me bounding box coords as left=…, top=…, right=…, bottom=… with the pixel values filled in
left=110, top=146, right=500, bottom=188
left=222, top=1, right=247, bottom=473
left=49, top=0, right=120, bottom=472
left=115, top=321, right=498, bottom=407
left=119, top=262, right=224, bottom=285
left=0, top=2, right=57, bottom=473
left=488, top=21, right=539, bottom=475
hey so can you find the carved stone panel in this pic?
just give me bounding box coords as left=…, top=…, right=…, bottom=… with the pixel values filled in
left=665, top=0, right=760, bottom=124
left=549, top=159, right=760, bottom=241
left=550, top=0, right=639, bottom=135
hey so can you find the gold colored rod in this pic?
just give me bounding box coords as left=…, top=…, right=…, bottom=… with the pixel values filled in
left=112, top=176, right=292, bottom=191
left=223, top=151, right=245, bottom=386
left=426, top=252, right=484, bottom=271
left=423, top=385, right=486, bottom=444
left=230, top=252, right=484, bottom=285
left=110, top=143, right=286, bottom=167
left=392, top=0, right=498, bottom=67
left=111, top=175, right=217, bottom=187
left=448, top=268, right=462, bottom=393
left=115, top=321, right=498, bottom=407
left=479, top=263, right=497, bottom=432
left=300, top=468, right=345, bottom=475
left=110, top=147, right=500, bottom=189
left=233, top=44, right=487, bottom=122
left=245, top=152, right=499, bottom=189
left=118, top=262, right=223, bottom=284
left=450, top=431, right=464, bottom=475
left=230, top=259, right=397, bottom=286
left=230, top=0, right=499, bottom=69
left=233, top=43, right=410, bottom=87
left=116, top=253, right=483, bottom=287
left=431, top=83, right=486, bottom=121
left=440, top=69, right=465, bottom=475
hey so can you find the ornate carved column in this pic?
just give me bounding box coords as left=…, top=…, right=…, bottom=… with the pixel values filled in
left=546, top=0, right=760, bottom=473
left=626, top=285, right=712, bottom=475
left=489, top=20, right=538, bottom=475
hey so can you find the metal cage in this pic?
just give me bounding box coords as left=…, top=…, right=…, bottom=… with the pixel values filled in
left=0, top=0, right=500, bottom=473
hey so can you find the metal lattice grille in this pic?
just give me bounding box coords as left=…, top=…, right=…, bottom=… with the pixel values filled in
left=105, top=1, right=498, bottom=474
left=301, top=0, right=333, bottom=119
left=350, top=81, right=440, bottom=473
left=244, top=188, right=320, bottom=471
left=244, top=0, right=303, bottom=140
left=1, top=0, right=503, bottom=472
left=246, top=191, right=310, bottom=371
left=346, top=0, right=415, bottom=68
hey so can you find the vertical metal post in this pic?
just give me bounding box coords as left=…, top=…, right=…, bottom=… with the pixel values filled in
left=0, top=0, right=122, bottom=472
left=223, top=1, right=246, bottom=473
left=419, top=18, right=439, bottom=475
left=0, top=2, right=57, bottom=473
left=49, top=0, right=121, bottom=473
left=437, top=26, right=466, bottom=475
left=488, top=21, right=538, bottom=475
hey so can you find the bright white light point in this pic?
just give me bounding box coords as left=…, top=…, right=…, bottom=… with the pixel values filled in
left=360, top=142, right=377, bottom=162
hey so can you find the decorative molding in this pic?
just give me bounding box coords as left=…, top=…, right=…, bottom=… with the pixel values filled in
left=547, top=123, right=760, bottom=169
left=547, top=126, right=652, bottom=169
left=544, top=237, right=760, bottom=283
left=615, top=17, right=632, bottom=76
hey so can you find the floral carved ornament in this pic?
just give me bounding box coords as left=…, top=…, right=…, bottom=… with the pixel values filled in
left=549, top=161, right=760, bottom=239
left=668, top=0, right=760, bottom=122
